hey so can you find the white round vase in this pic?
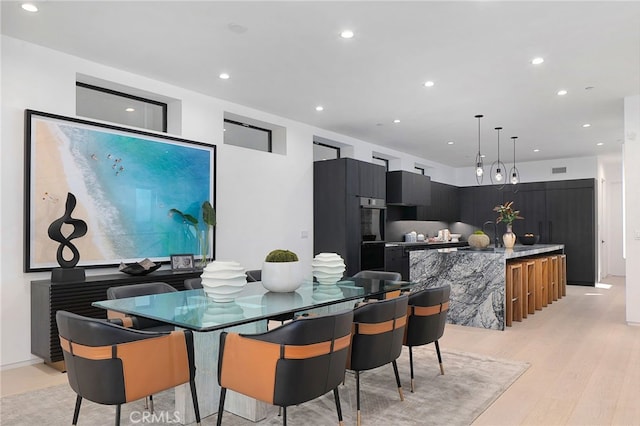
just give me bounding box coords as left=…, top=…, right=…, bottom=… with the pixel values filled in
left=312, top=253, right=346, bottom=285
left=201, top=261, right=247, bottom=302
left=261, top=260, right=302, bottom=292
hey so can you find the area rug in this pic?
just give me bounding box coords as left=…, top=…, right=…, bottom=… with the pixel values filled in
left=1, top=347, right=528, bottom=425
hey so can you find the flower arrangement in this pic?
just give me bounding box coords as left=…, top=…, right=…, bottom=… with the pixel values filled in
left=493, top=201, right=523, bottom=225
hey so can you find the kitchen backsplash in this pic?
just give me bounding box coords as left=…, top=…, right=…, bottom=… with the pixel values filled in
left=386, top=220, right=478, bottom=242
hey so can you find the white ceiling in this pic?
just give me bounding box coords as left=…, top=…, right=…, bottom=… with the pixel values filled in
left=2, top=1, right=639, bottom=167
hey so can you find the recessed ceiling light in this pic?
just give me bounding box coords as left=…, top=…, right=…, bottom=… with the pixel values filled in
left=21, top=3, right=38, bottom=12
left=219, top=73, right=230, bottom=80
left=582, top=123, right=591, bottom=128
left=557, top=90, right=568, bottom=96
left=531, top=57, right=544, bottom=65
left=423, top=81, right=435, bottom=87
left=340, top=30, right=354, bottom=39
left=533, top=149, right=540, bottom=152
left=315, top=106, right=324, bottom=112
left=596, top=142, right=604, bottom=146
left=393, top=119, right=400, bottom=124
left=125, top=107, right=135, bottom=112
left=447, top=141, right=454, bottom=145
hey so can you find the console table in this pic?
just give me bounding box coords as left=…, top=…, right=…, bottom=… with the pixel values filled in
left=30, top=269, right=202, bottom=365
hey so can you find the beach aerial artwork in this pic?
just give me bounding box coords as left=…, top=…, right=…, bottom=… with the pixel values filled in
left=29, top=114, right=212, bottom=270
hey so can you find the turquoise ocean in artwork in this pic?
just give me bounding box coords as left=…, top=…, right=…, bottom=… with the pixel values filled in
left=58, top=123, right=211, bottom=261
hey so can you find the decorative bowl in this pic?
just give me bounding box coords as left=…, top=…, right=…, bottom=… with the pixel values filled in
left=118, top=259, right=161, bottom=276
left=468, top=233, right=490, bottom=249
left=520, top=235, right=540, bottom=245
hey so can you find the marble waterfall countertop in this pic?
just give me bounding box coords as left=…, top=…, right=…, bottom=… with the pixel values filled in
left=409, top=244, right=564, bottom=330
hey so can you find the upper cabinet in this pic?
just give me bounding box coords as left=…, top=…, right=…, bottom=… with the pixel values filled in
left=386, top=171, right=431, bottom=205
left=356, top=160, right=386, bottom=199
left=417, top=182, right=460, bottom=222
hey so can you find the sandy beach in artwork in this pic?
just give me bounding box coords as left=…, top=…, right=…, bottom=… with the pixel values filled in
left=32, top=120, right=112, bottom=266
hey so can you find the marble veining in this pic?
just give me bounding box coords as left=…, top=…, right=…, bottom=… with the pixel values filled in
left=409, top=244, right=564, bottom=331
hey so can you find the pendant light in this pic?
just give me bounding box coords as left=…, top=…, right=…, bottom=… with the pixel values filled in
left=474, top=114, right=484, bottom=184
left=490, top=127, right=506, bottom=189
left=509, top=136, right=521, bottom=185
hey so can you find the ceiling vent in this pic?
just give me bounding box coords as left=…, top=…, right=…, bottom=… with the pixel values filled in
left=552, top=167, right=567, bottom=174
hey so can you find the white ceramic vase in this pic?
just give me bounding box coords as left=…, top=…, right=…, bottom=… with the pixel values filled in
left=261, top=260, right=302, bottom=292
left=312, top=253, right=346, bottom=285
left=200, top=260, right=247, bottom=302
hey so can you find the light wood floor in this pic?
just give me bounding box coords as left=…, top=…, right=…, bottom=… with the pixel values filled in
left=2, top=276, right=638, bottom=425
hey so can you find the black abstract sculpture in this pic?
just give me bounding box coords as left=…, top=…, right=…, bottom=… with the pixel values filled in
left=48, top=192, right=87, bottom=282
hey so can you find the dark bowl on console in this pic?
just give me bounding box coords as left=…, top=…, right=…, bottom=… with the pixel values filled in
left=118, top=260, right=162, bottom=276
left=520, top=235, right=540, bottom=245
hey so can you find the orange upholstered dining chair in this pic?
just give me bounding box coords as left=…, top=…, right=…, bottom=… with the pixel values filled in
left=55, top=310, right=201, bottom=426
left=216, top=309, right=354, bottom=425
left=403, top=284, right=451, bottom=392
left=348, top=293, right=409, bottom=426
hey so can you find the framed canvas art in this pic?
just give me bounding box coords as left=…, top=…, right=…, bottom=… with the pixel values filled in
left=25, top=109, right=216, bottom=272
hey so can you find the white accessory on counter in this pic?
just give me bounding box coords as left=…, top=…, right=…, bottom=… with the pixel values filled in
left=450, top=233, right=461, bottom=243
left=417, top=233, right=425, bottom=242
left=437, top=229, right=451, bottom=241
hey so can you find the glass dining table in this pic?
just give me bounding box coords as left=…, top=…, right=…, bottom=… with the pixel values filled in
left=92, top=277, right=414, bottom=424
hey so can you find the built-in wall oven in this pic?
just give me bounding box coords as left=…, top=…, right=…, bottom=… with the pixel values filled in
left=359, top=197, right=386, bottom=271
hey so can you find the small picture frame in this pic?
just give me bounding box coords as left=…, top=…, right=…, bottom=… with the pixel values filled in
left=170, top=254, right=195, bottom=271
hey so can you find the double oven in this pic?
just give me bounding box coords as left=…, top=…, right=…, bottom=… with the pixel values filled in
left=359, top=197, right=386, bottom=271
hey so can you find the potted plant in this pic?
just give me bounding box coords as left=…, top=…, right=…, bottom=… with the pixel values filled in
left=261, top=249, right=302, bottom=292
left=468, top=230, right=490, bottom=249
left=169, top=201, right=216, bottom=267
left=493, top=201, right=523, bottom=248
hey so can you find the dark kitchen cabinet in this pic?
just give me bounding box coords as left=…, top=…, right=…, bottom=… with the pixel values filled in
left=504, top=183, right=547, bottom=238
left=358, top=160, right=386, bottom=199
left=386, top=171, right=431, bottom=205
left=545, top=180, right=595, bottom=285
left=314, top=158, right=386, bottom=276
left=385, top=246, right=409, bottom=280
left=417, top=182, right=460, bottom=222
left=459, top=179, right=596, bottom=286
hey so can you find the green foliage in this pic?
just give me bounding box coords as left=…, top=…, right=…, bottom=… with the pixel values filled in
left=493, top=201, right=524, bottom=225
left=202, top=201, right=216, bottom=227
left=170, top=201, right=216, bottom=266
left=265, top=249, right=299, bottom=262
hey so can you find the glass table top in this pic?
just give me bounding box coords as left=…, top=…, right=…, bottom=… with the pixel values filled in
left=93, top=278, right=413, bottom=332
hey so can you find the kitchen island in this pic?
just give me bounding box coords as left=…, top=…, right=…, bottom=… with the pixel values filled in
left=410, top=244, right=564, bottom=330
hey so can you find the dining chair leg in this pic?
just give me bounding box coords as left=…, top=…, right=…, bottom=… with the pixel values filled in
left=216, top=387, right=227, bottom=426
left=333, top=387, right=344, bottom=426
left=72, top=395, right=82, bottom=425
left=115, top=404, right=121, bottom=426
left=355, top=371, right=361, bottom=426
left=409, top=346, right=415, bottom=392
left=282, top=406, right=287, bottom=426
left=392, top=360, right=404, bottom=401
left=149, top=394, right=154, bottom=413
left=434, top=340, right=445, bottom=375
left=189, top=377, right=201, bottom=425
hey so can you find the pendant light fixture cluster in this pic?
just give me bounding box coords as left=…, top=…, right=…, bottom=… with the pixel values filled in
left=472, top=115, right=522, bottom=189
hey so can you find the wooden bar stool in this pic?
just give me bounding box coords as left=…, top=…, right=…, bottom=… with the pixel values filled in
left=549, top=255, right=559, bottom=303
left=559, top=254, right=567, bottom=297
left=519, top=260, right=536, bottom=317
left=533, top=257, right=549, bottom=309
left=505, top=262, right=523, bottom=326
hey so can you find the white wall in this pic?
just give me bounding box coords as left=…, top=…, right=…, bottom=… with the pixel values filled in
left=624, top=95, right=640, bottom=324
left=454, top=156, right=598, bottom=187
